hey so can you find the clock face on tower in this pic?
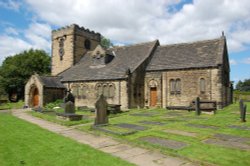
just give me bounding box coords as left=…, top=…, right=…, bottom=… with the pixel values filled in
left=58, top=38, right=65, bottom=60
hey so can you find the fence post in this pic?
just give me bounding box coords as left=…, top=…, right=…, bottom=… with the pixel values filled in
left=195, top=97, right=201, bottom=116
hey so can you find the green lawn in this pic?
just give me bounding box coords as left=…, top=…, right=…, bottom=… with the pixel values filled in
left=0, top=112, right=134, bottom=166
left=0, top=100, right=24, bottom=110
left=77, top=103, right=250, bottom=166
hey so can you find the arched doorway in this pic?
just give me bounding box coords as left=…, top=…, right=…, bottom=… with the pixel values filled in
left=150, top=87, right=157, bottom=106
left=32, top=88, right=39, bottom=107
left=149, top=79, right=158, bottom=107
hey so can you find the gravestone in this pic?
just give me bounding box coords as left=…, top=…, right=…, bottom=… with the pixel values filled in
left=140, top=136, right=188, bottom=150
left=94, top=94, right=108, bottom=126
left=116, top=123, right=149, bottom=131
left=239, top=100, right=247, bottom=122
left=64, top=101, right=75, bottom=114
left=186, top=123, right=219, bottom=130
left=195, top=97, right=201, bottom=116
left=239, top=99, right=244, bottom=119
left=56, top=92, right=82, bottom=121
left=242, top=105, right=247, bottom=122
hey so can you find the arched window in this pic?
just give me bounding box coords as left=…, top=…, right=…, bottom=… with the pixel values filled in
left=170, top=79, right=175, bottom=94
left=109, top=84, right=115, bottom=97
left=79, top=84, right=88, bottom=98
left=169, top=79, right=181, bottom=95
left=176, top=79, right=181, bottom=94
left=97, top=85, right=103, bottom=96
left=200, top=78, right=206, bottom=93
left=71, top=84, right=79, bottom=97
left=103, top=85, right=109, bottom=97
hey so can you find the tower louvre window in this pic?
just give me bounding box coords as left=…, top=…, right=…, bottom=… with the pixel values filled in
left=84, top=39, right=91, bottom=50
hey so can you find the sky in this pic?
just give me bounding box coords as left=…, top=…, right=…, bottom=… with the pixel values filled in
left=0, top=0, right=250, bottom=85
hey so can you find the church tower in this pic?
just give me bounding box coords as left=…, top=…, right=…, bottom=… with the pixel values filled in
left=51, top=24, right=101, bottom=76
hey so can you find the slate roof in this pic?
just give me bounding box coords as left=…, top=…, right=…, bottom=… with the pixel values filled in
left=38, top=76, right=65, bottom=88
left=146, top=37, right=225, bottom=71
left=60, top=40, right=158, bottom=82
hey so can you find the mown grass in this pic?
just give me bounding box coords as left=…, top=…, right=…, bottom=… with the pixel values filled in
left=78, top=103, right=250, bottom=166
left=0, top=100, right=24, bottom=110
left=28, top=111, right=92, bottom=126
left=0, top=112, right=134, bottom=166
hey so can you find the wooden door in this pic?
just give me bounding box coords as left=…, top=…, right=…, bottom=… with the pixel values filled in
left=150, top=87, right=157, bottom=106
left=33, top=88, right=39, bottom=107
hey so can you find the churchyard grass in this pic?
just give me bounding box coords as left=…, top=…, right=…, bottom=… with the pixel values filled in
left=28, top=111, right=92, bottom=126
left=78, top=103, right=250, bottom=166
left=0, top=112, right=134, bottom=166
left=0, top=100, right=24, bottom=110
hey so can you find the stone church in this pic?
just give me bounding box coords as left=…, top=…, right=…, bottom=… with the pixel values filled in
left=25, top=24, right=232, bottom=109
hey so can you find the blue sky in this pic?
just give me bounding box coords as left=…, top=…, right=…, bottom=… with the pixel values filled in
left=0, top=0, right=250, bottom=85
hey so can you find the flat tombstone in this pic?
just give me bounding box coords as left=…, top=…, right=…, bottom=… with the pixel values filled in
left=94, top=94, right=108, bottom=126
left=64, top=101, right=75, bottom=114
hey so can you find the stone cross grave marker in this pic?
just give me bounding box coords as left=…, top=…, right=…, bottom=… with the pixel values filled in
left=94, top=94, right=108, bottom=126
left=64, top=90, right=75, bottom=103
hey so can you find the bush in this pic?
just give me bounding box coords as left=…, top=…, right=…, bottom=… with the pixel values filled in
left=44, top=99, right=63, bottom=110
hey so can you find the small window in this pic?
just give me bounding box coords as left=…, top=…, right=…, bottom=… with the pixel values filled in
left=200, top=78, right=206, bottom=93
left=170, top=79, right=175, bottom=94
left=169, top=79, right=181, bottom=95
left=103, top=85, right=109, bottom=97
left=96, top=85, right=102, bottom=96
left=79, top=85, right=88, bottom=98
left=71, top=84, right=79, bottom=97
left=84, top=39, right=91, bottom=50
left=176, top=79, right=181, bottom=94
left=109, top=84, right=115, bottom=97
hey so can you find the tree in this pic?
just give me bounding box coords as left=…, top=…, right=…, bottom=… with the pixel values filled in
left=100, top=36, right=113, bottom=49
left=236, top=79, right=250, bottom=91
left=0, top=49, right=50, bottom=101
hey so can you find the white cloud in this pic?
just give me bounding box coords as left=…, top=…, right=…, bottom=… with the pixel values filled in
left=24, top=22, right=51, bottom=50
left=5, top=27, right=19, bottom=35
left=0, top=22, right=52, bottom=64
left=242, top=57, right=250, bottom=64
left=0, top=35, right=32, bottom=64
left=0, top=0, right=21, bottom=11
left=0, top=0, right=248, bottom=64
left=23, top=0, right=250, bottom=52
left=229, top=59, right=237, bottom=65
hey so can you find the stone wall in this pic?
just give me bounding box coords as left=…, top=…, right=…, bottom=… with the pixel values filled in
left=64, top=80, right=128, bottom=109
left=145, top=68, right=226, bottom=109
left=43, top=88, right=65, bottom=105
left=51, top=24, right=101, bottom=76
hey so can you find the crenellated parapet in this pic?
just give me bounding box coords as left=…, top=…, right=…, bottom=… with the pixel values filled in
left=52, top=24, right=101, bottom=41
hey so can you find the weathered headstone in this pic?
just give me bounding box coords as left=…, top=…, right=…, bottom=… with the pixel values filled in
left=241, top=104, right=247, bottom=122
left=94, top=94, right=108, bottom=126
left=195, top=97, right=201, bottom=116
left=239, top=99, right=244, bottom=119
left=64, top=101, right=75, bottom=114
